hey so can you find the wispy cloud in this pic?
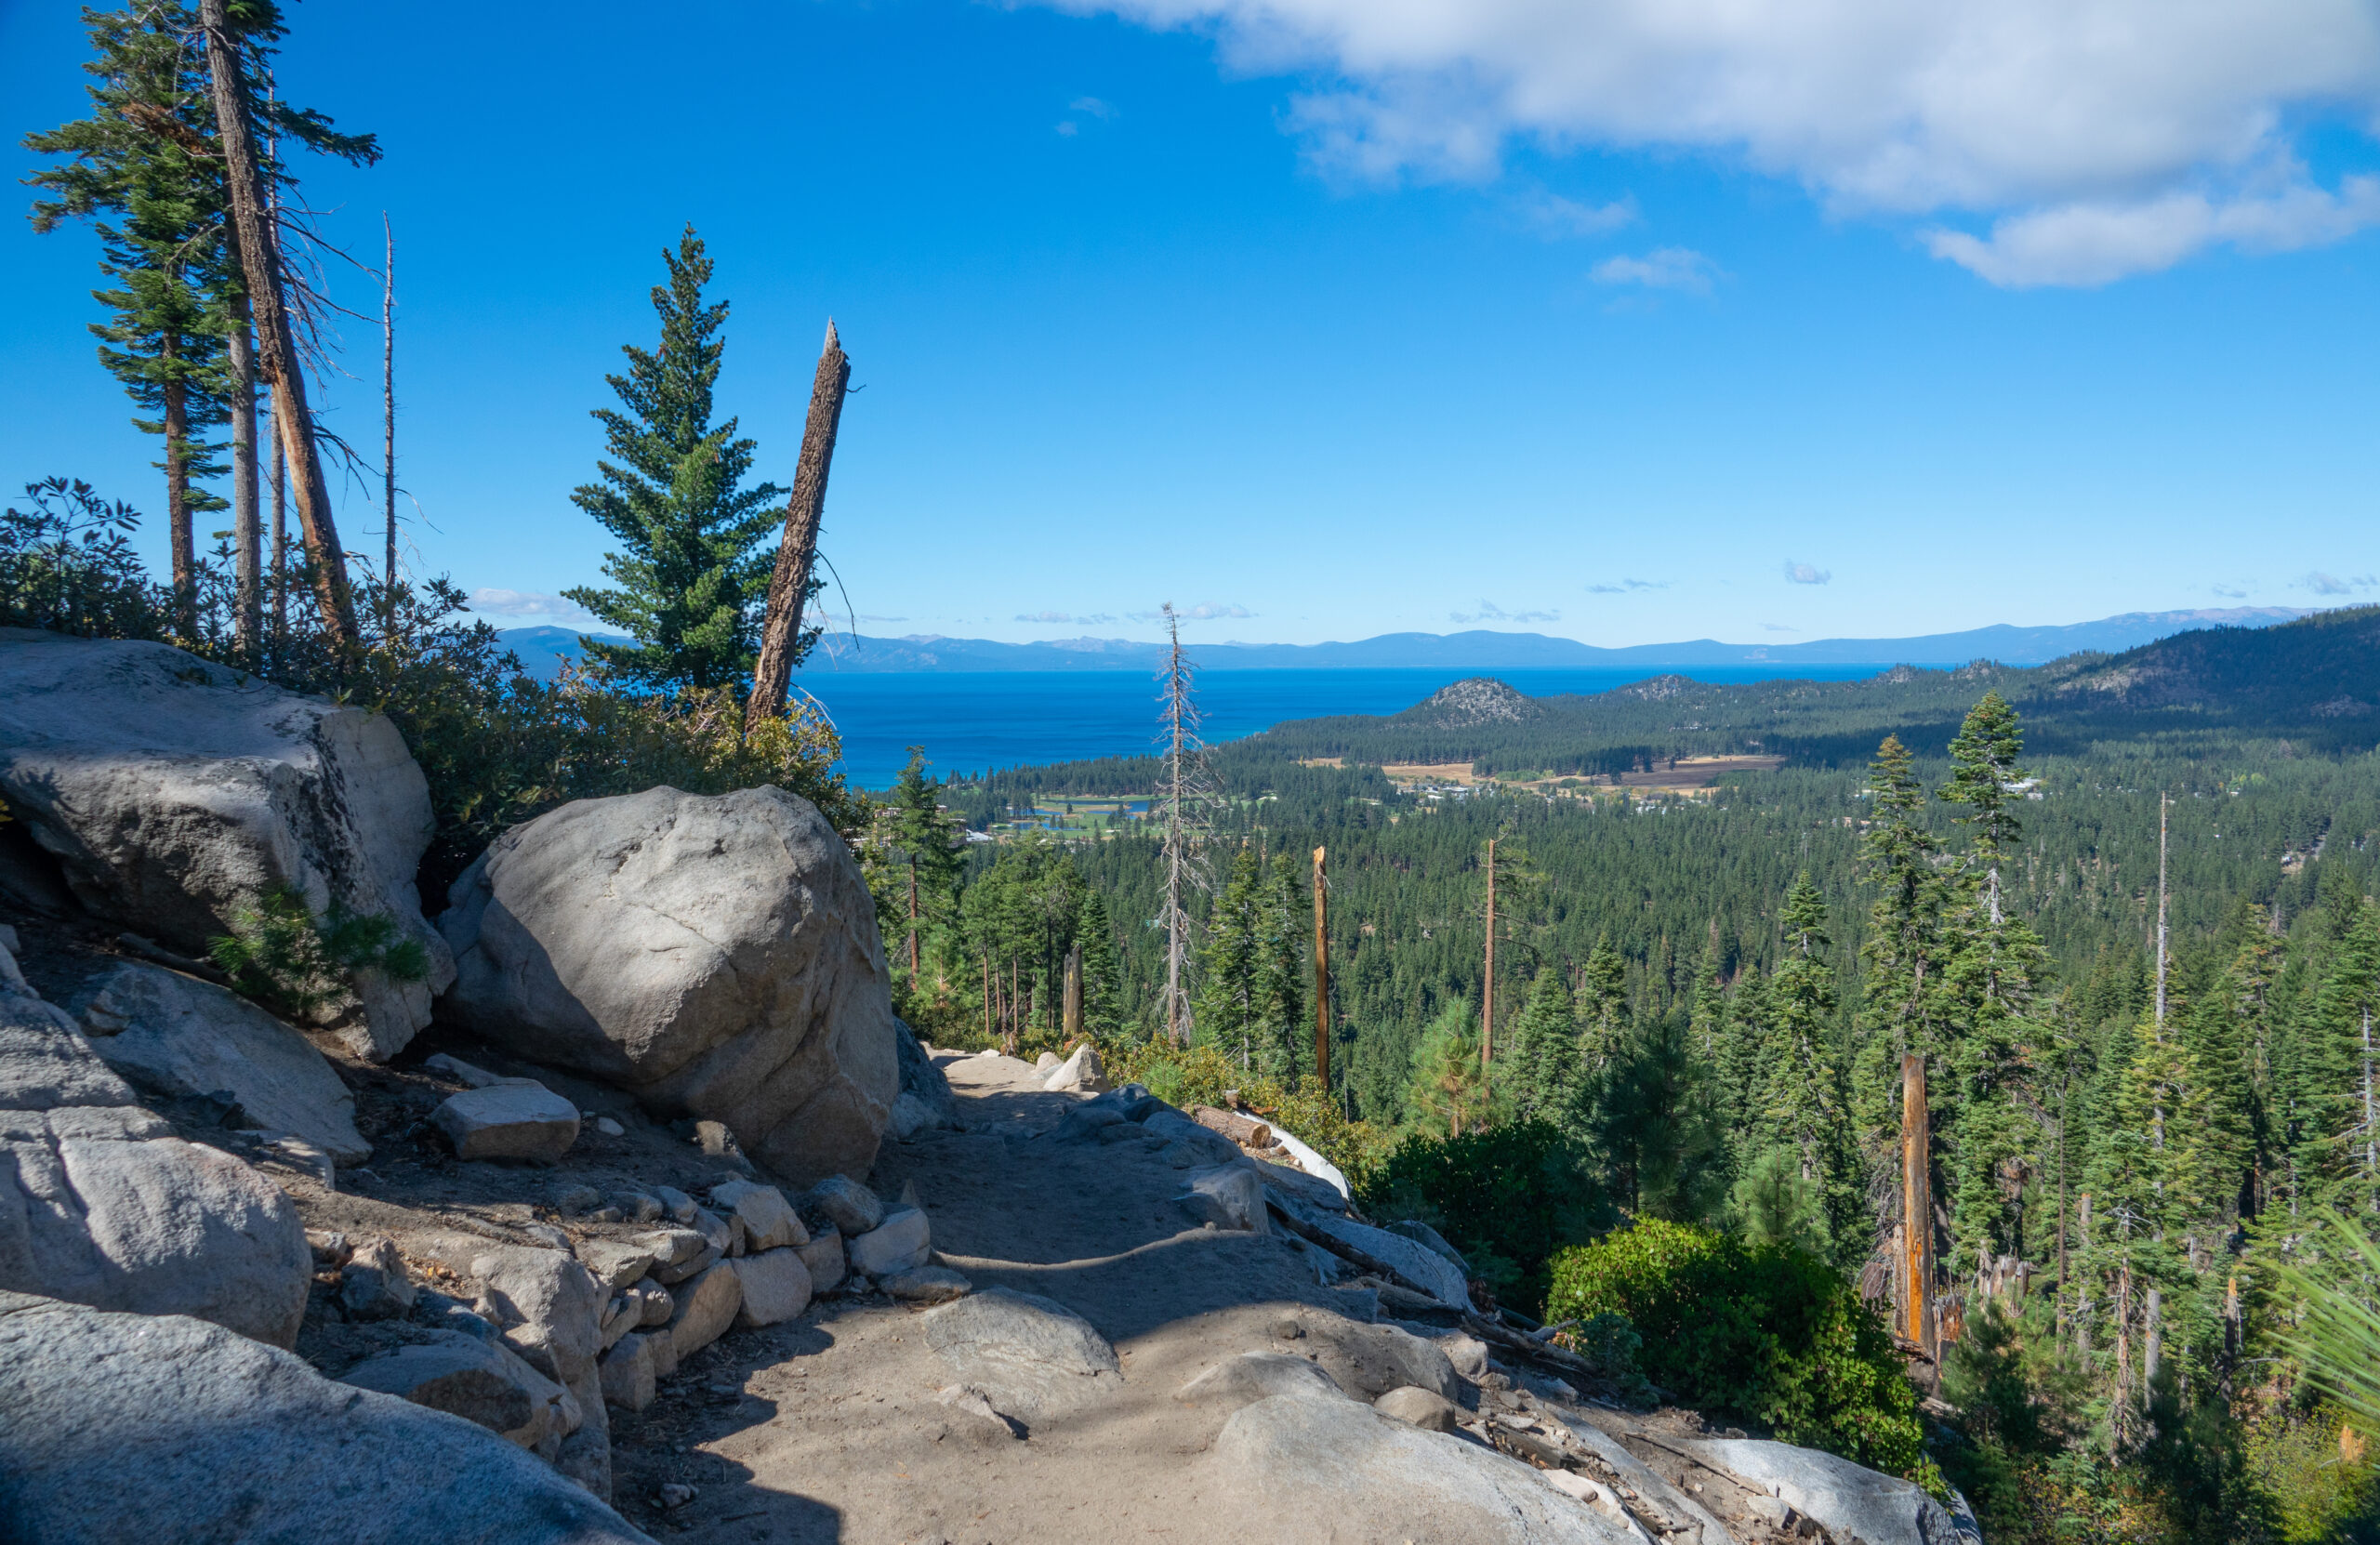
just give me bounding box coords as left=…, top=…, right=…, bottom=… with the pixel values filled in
left=1590, top=247, right=1722, bottom=294
left=468, top=588, right=596, bottom=622
left=1762, top=622, right=1799, bottom=632
left=1783, top=561, right=1831, bottom=586
left=1016, top=610, right=1076, bottom=623
left=1450, top=600, right=1561, bottom=625
left=1126, top=602, right=1254, bottom=623
left=1585, top=577, right=1667, bottom=595
left=1522, top=191, right=1636, bottom=238
left=2301, top=572, right=2377, bottom=596
left=856, top=614, right=907, bottom=624
left=1058, top=96, right=1117, bottom=135
left=2211, top=583, right=2248, bottom=599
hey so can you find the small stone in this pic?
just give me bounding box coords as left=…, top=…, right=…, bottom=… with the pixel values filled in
left=581, top=1239, right=661, bottom=1291
left=1034, top=1052, right=1062, bottom=1072
left=1375, top=1385, right=1461, bottom=1433
left=847, top=1207, right=932, bottom=1277
left=601, top=1331, right=658, bottom=1412
left=800, top=1175, right=883, bottom=1237
left=615, top=1192, right=664, bottom=1223
left=589, top=1206, right=622, bottom=1223
left=1177, top=1164, right=1269, bottom=1234
left=429, top=1082, right=579, bottom=1163
left=795, top=1226, right=846, bottom=1295
left=338, top=1236, right=415, bottom=1321
left=593, top=1116, right=626, bottom=1137
left=1743, top=1496, right=1794, bottom=1529
left=897, top=1179, right=921, bottom=1210
left=708, top=1181, right=806, bottom=1251
left=654, top=1185, right=697, bottom=1223
left=307, top=1230, right=352, bottom=1270
left=689, top=1119, right=743, bottom=1160
left=634, top=1282, right=676, bottom=1326
left=731, top=1248, right=814, bottom=1327
left=882, top=1266, right=970, bottom=1304
left=423, top=1052, right=506, bottom=1088
left=659, top=1482, right=696, bottom=1509
left=652, top=1242, right=721, bottom=1287
left=1272, top=1316, right=1304, bottom=1340
left=520, top=1222, right=573, bottom=1252
left=552, top=1183, right=602, bottom=1217
left=660, top=1261, right=743, bottom=1367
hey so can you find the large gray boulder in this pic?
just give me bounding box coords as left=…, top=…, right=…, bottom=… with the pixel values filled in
left=437, top=785, right=898, bottom=1183
left=1207, top=1393, right=1632, bottom=1543
left=1686, top=1438, right=1964, bottom=1545
left=0, top=1292, right=653, bottom=1544
left=67, top=960, right=369, bottom=1165
left=0, top=630, right=453, bottom=1061
left=923, top=1285, right=1122, bottom=1421
left=0, top=967, right=311, bottom=1348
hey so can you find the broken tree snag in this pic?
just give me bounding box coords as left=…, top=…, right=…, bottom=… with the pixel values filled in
left=748, top=319, right=852, bottom=731
left=1901, top=1053, right=1934, bottom=1358
left=198, top=0, right=356, bottom=650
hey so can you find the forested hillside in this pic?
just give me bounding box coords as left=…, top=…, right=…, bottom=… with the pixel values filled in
left=874, top=611, right=2380, bottom=1543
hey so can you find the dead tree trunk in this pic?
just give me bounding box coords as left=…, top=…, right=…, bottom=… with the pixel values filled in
left=1063, top=945, right=1082, bottom=1044
left=1313, top=845, right=1330, bottom=1089
left=269, top=402, right=288, bottom=658
left=1902, top=1054, right=1934, bottom=1360
left=381, top=211, right=396, bottom=634
left=230, top=297, right=260, bottom=656
left=1481, top=838, right=1497, bottom=1083
left=748, top=320, right=850, bottom=730
left=199, top=0, right=356, bottom=649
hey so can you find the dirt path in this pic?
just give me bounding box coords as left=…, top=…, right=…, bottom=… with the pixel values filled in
left=605, top=1052, right=1376, bottom=1544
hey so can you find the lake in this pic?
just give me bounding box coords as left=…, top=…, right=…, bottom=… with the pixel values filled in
left=790, top=664, right=1893, bottom=788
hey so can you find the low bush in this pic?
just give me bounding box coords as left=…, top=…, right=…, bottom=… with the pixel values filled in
left=1543, top=1216, right=1936, bottom=1487
left=1357, top=1119, right=1610, bottom=1316
left=1104, top=1036, right=1389, bottom=1192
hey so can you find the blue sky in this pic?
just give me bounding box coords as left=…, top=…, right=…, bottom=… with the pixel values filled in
left=4, top=0, right=2377, bottom=649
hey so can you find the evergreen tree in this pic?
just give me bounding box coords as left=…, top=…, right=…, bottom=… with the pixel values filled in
left=1940, top=690, right=2028, bottom=927
left=1258, top=852, right=1308, bottom=1080
left=891, top=746, right=963, bottom=917
left=1598, top=1003, right=1726, bottom=1221
left=1717, top=963, right=1772, bottom=1169
left=1575, top=933, right=1629, bottom=1071
left=1763, top=874, right=1862, bottom=1252
left=1506, top=966, right=1578, bottom=1127
left=1075, top=890, right=1123, bottom=1038
left=1405, top=997, right=1488, bottom=1140
left=566, top=227, right=784, bottom=693
left=1853, top=733, right=1955, bottom=1146
left=2314, top=903, right=2380, bottom=1222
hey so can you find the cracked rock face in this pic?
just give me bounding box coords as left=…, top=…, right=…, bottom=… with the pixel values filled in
left=436, top=786, right=899, bottom=1186
left=0, top=630, right=454, bottom=1062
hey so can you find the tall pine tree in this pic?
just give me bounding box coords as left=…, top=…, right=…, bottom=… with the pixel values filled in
left=567, top=226, right=784, bottom=693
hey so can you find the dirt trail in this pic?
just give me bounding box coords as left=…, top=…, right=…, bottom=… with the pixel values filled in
left=604, top=1052, right=1399, bottom=1544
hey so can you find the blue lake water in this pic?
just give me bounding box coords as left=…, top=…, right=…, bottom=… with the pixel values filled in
left=791, top=664, right=1894, bottom=789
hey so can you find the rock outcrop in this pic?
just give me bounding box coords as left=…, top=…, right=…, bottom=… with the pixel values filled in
left=0, top=1291, right=652, bottom=1543
left=0, top=630, right=453, bottom=1061
left=0, top=947, right=311, bottom=1346
left=437, top=786, right=898, bottom=1184
left=67, top=960, right=370, bottom=1165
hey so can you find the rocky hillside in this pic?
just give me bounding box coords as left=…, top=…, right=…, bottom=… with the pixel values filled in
left=0, top=628, right=1976, bottom=1544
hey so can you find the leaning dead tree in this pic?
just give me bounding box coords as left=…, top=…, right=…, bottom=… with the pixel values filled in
left=748, top=320, right=852, bottom=732
left=381, top=211, right=396, bottom=633
left=199, top=0, right=355, bottom=647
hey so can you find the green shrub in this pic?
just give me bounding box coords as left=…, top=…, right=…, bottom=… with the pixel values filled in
left=1543, top=1216, right=1936, bottom=1487
left=1103, top=1037, right=1389, bottom=1190
left=209, top=885, right=430, bottom=1021
left=1359, top=1119, right=1610, bottom=1316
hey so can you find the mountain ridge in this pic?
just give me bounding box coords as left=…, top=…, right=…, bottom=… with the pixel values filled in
left=494, top=607, right=2312, bottom=679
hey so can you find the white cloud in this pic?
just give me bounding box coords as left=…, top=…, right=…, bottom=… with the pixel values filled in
left=468, top=588, right=595, bottom=621
left=1056, top=120, right=1079, bottom=136
left=1763, top=622, right=1799, bottom=632
left=1126, top=602, right=1255, bottom=622
left=1522, top=191, right=1637, bottom=238
left=1016, top=610, right=1078, bottom=622
left=1585, top=577, right=1666, bottom=594
left=1071, top=96, right=1118, bottom=119
left=1451, top=600, right=1561, bottom=624
left=2211, top=583, right=2248, bottom=599
left=1589, top=247, right=1721, bottom=293
left=2301, top=572, right=2377, bottom=596
left=1045, top=0, right=2380, bottom=284
left=1783, top=561, right=1831, bottom=585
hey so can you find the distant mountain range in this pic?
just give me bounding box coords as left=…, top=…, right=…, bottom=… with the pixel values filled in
left=494, top=607, right=2311, bottom=679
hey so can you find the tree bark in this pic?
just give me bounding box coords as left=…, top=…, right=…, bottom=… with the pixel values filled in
left=1313, top=845, right=1329, bottom=1089
left=1063, top=945, right=1082, bottom=1043
left=230, top=297, right=259, bottom=656
left=381, top=211, right=396, bottom=635
left=1902, top=1054, right=1933, bottom=1357
left=748, top=319, right=850, bottom=729
left=198, top=0, right=355, bottom=648
left=269, top=397, right=287, bottom=657
left=161, top=335, right=195, bottom=640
